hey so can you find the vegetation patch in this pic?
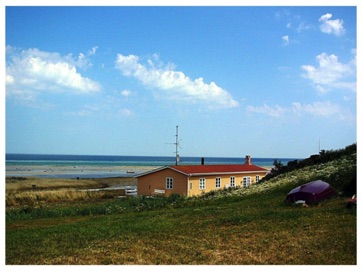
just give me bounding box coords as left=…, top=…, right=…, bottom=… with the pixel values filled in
left=6, top=145, right=357, bottom=264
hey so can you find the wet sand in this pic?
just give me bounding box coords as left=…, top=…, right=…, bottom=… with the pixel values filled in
left=6, top=164, right=159, bottom=178
left=7, top=164, right=272, bottom=178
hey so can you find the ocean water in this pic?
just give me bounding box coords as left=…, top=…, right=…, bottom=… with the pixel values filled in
left=6, top=153, right=297, bottom=167
left=6, top=154, right=299, bottom=178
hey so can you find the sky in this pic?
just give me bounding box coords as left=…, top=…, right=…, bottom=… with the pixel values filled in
left=4, top=3, right=357, bottom=159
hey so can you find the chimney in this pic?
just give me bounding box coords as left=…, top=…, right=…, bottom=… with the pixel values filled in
left=244, top=155, right=251, bottom=165
left=201, top=157, right=205, bottom=165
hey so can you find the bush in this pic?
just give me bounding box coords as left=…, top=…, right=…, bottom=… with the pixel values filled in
left=263, top=143, right=356, bottom=181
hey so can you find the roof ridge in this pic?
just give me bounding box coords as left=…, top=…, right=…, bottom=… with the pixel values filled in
left=169, top=164, right=268, bottom=175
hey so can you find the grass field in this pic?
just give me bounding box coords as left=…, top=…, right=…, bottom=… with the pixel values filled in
left=6, top=176, right=135, bottom=208
left=5, top=156, right=357, bottom=265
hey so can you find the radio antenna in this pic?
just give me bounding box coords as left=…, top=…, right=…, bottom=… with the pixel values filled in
left=174, top=125, right=180, bottom=165
left=166, top=125, right=180, bottom=165
left=166, top=125, right=180, bottom=166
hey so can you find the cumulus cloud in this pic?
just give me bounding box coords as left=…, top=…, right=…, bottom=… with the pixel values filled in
left=247, top=101, right=353, bottom=122
left=319, top=13, right=345, bottom=36
left=301, top=52, right=356, bottom=93
left=115, top=53, right=239, bottom=109
left=6, top=46, right=101, bottom=103
left=120, top=89, right=132, bottom=97
left=282, top=35, right=290, bottom=46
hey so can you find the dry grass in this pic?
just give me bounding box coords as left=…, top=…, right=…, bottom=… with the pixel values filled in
left=6, top=176, right=136, bottom=207
left=6, top=176, right=135, bottom=191
left=6, top=189, right=124, bottom=207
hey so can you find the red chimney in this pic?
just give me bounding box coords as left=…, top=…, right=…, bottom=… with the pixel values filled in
left=244, top=155, right=251, bottom=165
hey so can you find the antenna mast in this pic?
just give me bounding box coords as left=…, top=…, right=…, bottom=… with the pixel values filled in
left=166, top=125, right=180, bottom=165
left=175, top=125, right=180, bottom=165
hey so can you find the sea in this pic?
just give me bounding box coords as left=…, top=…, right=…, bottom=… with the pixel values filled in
left=6, top=153, right=299, bottom=179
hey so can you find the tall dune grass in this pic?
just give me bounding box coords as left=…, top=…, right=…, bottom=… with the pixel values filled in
left=6, top=176, right=135, bottom=191
left=5, top=176, right=135, bottom=207
left=6, top=189, right=125, bottom=207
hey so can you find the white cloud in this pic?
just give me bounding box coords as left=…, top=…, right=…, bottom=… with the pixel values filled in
left=246, top=104, right=286, bottom=117
left=119, top=108, right=133, bottom=117
left=74, top=52, right=92, bottom=69
left=64, top=110, right=91, bottom=117
left=282, top=35, right=289, bottom=46
left=292, top=101, right=342, bottom=117
left=277, top=8, right=311, bottom=33
left=6, top=47, right=101, bottom=103
left=120, top=89, right=132, bottom=97
left=115, top=53, right=239, bottom=109
left=296, top=21, right=311, bottom=32
left=301, top=52, right=356, bottom=93
left=247, top=101, right=353, bottom=122
left=319, top=13, right=345, bottom=36
left=6, top=75, right=14, bottom=85
left=87, top=46, right=98, bottom=56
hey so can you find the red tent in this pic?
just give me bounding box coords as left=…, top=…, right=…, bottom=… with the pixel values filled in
left=286, top=180, right=336, bottom=204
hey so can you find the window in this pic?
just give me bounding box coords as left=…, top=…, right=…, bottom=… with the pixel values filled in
left=216, top=177, right=221, bottom=188
left=199, top=178, right=206, bottom=190
left=243, top=177, right=251, bottom=187
left=256, top=175, right=260, bottom=183
left=230, top=176, right=236, bottom=187
left=166, top=177, right=173, bottom=189
left=190, top=182, right=193, bottom=190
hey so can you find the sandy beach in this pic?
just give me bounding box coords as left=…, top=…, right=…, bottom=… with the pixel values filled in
left=6, top=163, right=273, bottom=178
left=6, top=164, right=159, bottom=178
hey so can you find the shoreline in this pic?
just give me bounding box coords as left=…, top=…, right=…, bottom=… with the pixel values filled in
left=6, top=164, right=273, bottom=179
left=6, top=164, right=159, bottom=179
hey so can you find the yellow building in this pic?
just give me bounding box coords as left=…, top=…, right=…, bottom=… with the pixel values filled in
left=136, top=156, right=269, bottom=197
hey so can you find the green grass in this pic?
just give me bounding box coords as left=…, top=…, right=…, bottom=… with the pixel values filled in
left=6, top=192, right=356, bottom=264
left=6, top=155, right=357, bottom=264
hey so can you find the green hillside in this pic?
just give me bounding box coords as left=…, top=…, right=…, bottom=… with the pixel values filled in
left=200, top=144, right=356, bottom=201
left=6, top=145, right=357, bottom=264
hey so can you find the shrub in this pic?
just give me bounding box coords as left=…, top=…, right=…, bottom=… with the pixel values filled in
left=263, top=143, right=356, bottom=181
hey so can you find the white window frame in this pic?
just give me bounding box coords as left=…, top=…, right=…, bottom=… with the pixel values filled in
left=243, top=176, right=251, bottom=187
left=256, top=175, right=260, bottom=183
left=199, top=178, right=206, bottom=190
left=215, top=177, right=221, bottom=188
left=230, top=176, right=236, bottom=187
left=166, top=177, right=173, bottom=190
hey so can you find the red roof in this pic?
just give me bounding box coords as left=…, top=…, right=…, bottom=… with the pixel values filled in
left=169, top=164, right=268, bottom=176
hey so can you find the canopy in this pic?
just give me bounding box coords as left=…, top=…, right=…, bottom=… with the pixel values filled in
left=286, top=180, right=336, bottom=204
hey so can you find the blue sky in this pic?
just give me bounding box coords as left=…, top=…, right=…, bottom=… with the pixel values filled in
left=5, top=5, right=357, bottom=158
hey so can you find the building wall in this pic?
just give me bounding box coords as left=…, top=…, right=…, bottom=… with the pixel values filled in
left=187, top=172, right=267, bottom=197
left=137, top=168, right=188, bottom=196
left=137, top=168, right=268, bottom=197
